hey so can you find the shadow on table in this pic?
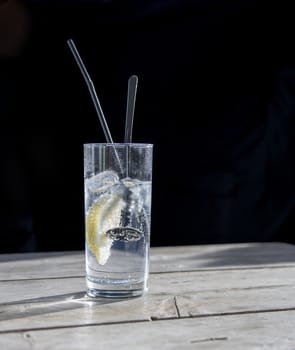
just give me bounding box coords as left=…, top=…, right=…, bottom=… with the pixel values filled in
left=195, top=242, right=295, bottom=268
left=0, top=251, right=83, bottom=262
left=0, top=292, right=125, bottom=323
left=187, top=243, right=295, bottom=268
left=151, top=242, right=295, bottom=272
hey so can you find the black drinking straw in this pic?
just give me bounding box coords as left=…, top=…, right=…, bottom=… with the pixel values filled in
left=124, top=75, right=138, bottom=143
left=67, top=39, right=113, bottom=144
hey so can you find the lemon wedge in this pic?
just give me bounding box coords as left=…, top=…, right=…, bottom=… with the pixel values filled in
left=86, top=193, right=125, bottom=265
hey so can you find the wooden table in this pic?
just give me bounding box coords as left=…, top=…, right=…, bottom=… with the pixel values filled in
left=1, top=242, right=295, bottom=349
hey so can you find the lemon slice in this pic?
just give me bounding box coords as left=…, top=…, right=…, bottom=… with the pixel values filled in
left=86, top=193, right=125, bottom=265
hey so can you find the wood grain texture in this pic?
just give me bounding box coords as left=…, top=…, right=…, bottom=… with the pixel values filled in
left=0, top=251, right=84, bottom=281
left=150, top=242, right=295, bottom=272
left=1, top=243, right=295, bottom=349
left=1, top=242, right=295, bottom=281
left=0, top=265, right=294, bottom=332
left=1, top=310, right=295, bottom=350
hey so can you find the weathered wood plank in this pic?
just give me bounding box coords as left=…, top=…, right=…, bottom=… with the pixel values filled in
left=2, top=266, right=294, bottom=305
left=1, top=243, right=295, bottom=281
left=0, top=294, right=177, bottom=333
left=150, top=242, right=295, bottom=272
left=0, top=276, right=177, bottom=332
left=174, top=286, right=295, bottom=318
left=149, top=266, right=295, bottom=294
left=1, top=310, right=295, bottom=350
left=0, top=251, right=84, bottom=281
left=0, top=292, right=177, bottom=333
left=0, top=266, right=294, bottom=332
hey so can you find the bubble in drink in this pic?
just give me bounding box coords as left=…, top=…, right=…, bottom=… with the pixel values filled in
left=84, top=143, right=153, bottom=298
left=85, top=170, right=152, bottom=295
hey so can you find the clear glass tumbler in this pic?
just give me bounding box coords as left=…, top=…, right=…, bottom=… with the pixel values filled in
left=84, top=143, right=153, bottom=298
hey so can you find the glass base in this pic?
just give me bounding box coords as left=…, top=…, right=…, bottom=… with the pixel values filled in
left=87, top=287, right=145, bottom=299
left=86, top=276, right=147, bottom=299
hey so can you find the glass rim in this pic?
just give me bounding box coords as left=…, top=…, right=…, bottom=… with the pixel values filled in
left=83, top=143, right=153, bottom=147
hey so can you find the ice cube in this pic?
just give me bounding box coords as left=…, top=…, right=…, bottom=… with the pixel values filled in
left=86, top=170, right=119, bottom=194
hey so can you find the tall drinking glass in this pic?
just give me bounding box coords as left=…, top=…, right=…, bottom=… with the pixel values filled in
left=84, top=143, right=153, bottom=298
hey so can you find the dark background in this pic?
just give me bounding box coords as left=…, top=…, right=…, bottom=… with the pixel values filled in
left=1, top=0, right=295, bottom=252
